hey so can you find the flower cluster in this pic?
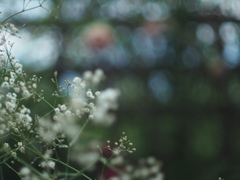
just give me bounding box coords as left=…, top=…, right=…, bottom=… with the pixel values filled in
left=107, top=156, right=164, bottom=180
left=107, top=132, right=137, bottom=155
left=0, top=23, right=18, bottom=46
left=0, top=25, right=126, bottom=178
left=0, top=5, right=164, bottom=180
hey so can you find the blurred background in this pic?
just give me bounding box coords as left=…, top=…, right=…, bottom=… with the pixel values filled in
left=1, top=0, right=240, bottom=179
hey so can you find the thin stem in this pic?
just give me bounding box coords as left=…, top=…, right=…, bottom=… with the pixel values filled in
left=24, top=142, right=43, bottom=158
left=100, top=157, right=124, bottom=175
left=17, top=157, right=44, bottom=178
left=100, top=154, right=114, bottom=180
left=1, top=5, right=43, bottom=24
left=100, top=162, right=106, bottom=180
left=4, top=163, right=21, bottom=178
left=0, top=164, right=4, bottom=180
left=34, top=92, right=55, bottom=109
left=65, top=138, right=70, bottom=180
left=38, top=108, right=54, bottom=120
left=0, top=154, right=10, bottom=162
left=53, top=72, right=59, bottom=107
left=69, top=118, right=90, bottom=147
left=5, top=50, right=25, bottom=83
left=49, top=158, right=92, bottom=180
left=68, top=161, right=96, bottom=180
left=25, top=142, right=92, bottom=179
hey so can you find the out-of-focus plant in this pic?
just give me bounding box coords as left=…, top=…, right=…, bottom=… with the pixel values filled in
left=0, top=1, right=164, bottom=180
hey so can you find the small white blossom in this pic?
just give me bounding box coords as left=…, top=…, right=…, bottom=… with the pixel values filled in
left=19, top=167, right=31, bottom=176
left=60, top=104, right=67, bottom=111
left=54, top=108, right=60, bottom=113
left=47, top=161, right=55, bottom=169
left=83, top=71, right=93, bottom=81
left=1, top=82, right=9, bottom=88
left=3, top=143, right=9, bottom=149
left=73, top=77, right=81, bottom=83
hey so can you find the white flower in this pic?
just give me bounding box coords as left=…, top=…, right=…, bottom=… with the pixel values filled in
left=110, top=155, right=124, bottom=165
left=92, top=69, right=105, bottom=84
left=11, top=151, right=17, bottom=158
left=19, top=167, right=31, bottom=176
left=54, top=108, right=60, bottom=113
left=149, top=173, right=164, bottom=180
left=32, top=83, right=37, bottom=88
left=64, top=110, right=72, bottom=116
left=95, top=91, right=101, bottom=96
left=60, top=104, right=67, bottom=111
left=73, top=77, right=81, bottom=83
left=1, top=82, right=9, bottom=88
left=86, top=89, right=95, bottom=99
left=3, top=143, right=9, bottom=149
left=92, top=88, right=120, bottom=126
left=83, top=71, right=93, bottom=81
left=112, top=148, right=121, bottom=155
left=76, top=152, right=100, bottom=167
left=47, top=161, right=55, bottom=169
left=22, top=90, right=31, bottom=98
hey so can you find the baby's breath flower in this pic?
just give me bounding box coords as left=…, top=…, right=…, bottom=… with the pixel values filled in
left=95, top=91, right=100, bottom=96
left=19, top=167, right=31, bottom=176
left=11, top=151, right=17, bottom=158
left=54, top=108, right=60, bottom=113
left=65, top=110, right=72, bottom=116
left=47, top=161, right=55, bottom=169
left=73, top=77, right=81, bottom=83
left=83, top=71, right=93, bottom=81
left=60, top=104, right=67, bottom=111
left=110, top=155, right=124, bottom=165
left=3, top=143, right=9, bottom=149
left=1, top=82, right=9, bottom=88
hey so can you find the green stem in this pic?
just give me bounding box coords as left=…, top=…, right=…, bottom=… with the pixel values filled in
left=6, top=51, right=25, bottom=83
left=25, top=143, right=43, bottom=158
left=100, top=157, right=124, bottom=175
left=100, top=161, right=106, bottom=180
left=4, top=163, right=21, bottom=178
left=1, top=5, right=43, bottom=24
left=38, top=108, right=54, bottom=120
left=34, top=92, right=55, bottom=109
left=25, top=143, right=91, bottom=179
left=100, top=155, right=114, bottom=180
left=65, top=138, right=70, bottom=180
left=0, top=154, right=7, bottom=160
left=53, top=74, right=59, bottom=107
left=17, top=157, right=44, bottom=178
left=68, top=161, right=96, bottom=180
left=0, top=164, right=4, bottom=180
left=69, top=119, right=90, bottom=147
left=49, top=158, right=92, bottom=180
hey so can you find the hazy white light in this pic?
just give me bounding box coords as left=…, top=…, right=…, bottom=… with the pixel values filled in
left=196, top=24, right=215, bottom=45
left=0, top=0, right=53, bottom=21
left=219, top=22, right=238, bottom=44
left=220, top=0, right=240, bottom=19
left=223, top=44, right=240, bottom=68
left=199, top=0, right=220, bottom=8
left=10, top=27, right=59, bottom=71
left=61, top=0, right=91, bottom=21
left=142, top=2, right=170, bottom=22
left=100, top=0, right=136, bottom=20
left=148, top=71, right=173, bottom=103
left=182, top=47, right=201, bottom=68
